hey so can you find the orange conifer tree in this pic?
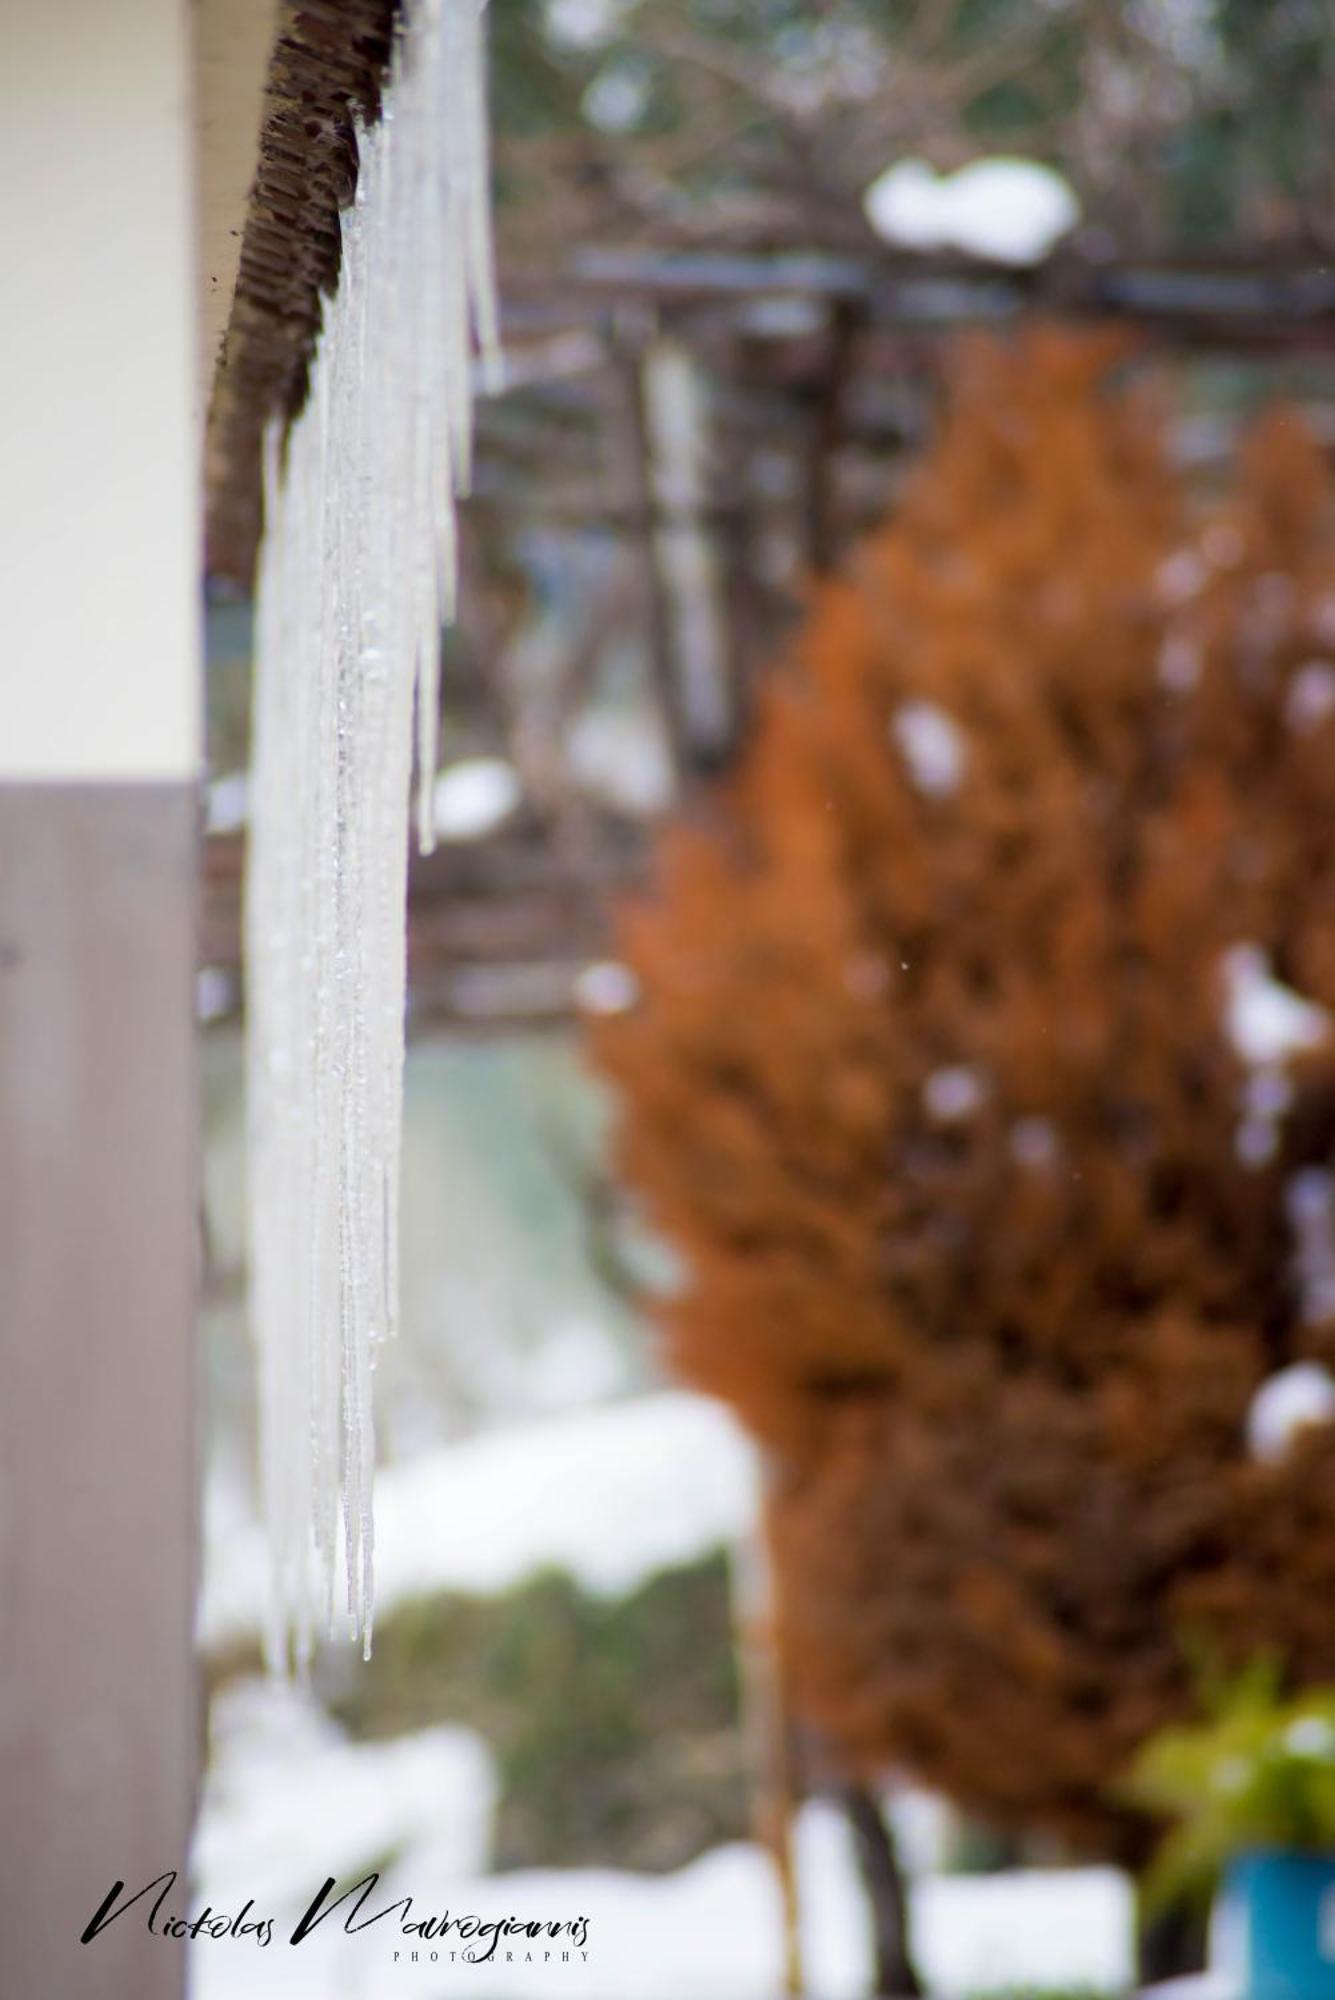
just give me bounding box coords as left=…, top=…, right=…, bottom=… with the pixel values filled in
left=593, top=329, right=1335, bottom=1855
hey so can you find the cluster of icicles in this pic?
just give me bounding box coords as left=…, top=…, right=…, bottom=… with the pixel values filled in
left=246, top=0, right=498, bottom=1674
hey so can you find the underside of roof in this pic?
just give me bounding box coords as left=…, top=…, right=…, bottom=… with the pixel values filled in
left=205, top=0, right=398, bottom=585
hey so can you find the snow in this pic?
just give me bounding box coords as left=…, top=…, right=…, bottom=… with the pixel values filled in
left=1224, top=946, right=1327, bottom=1169
left=1221, top=944, right=1328, bottom=1069
left=513, top=1316, right=632, bottom=1409
left=1284, top=1714, right=1335, bottom=1758
left=192, top=1693, right=1136, bottom=2000
left=923, top=1064, right=987, bottom=1123
left=201, top=1392, right=759, bottom=1649
left=1235, top=1114, right=1279, bottom=1171
left=568, top=709, right=674, bottom=816
left=432, top=757, right=522, bottom=841
left=1285, top=660, right=1335, bottom=734
left=1245, top=1070, right=1293, bottom=1123
left=885, top=1787, right=956, bottom=1877
left=194, top=1387, right=1140, bottom=2000
left=1247, top=1360, right=1335, bottom=1463
left=1287, top=1169, right=1335, bottom=1326
left=914, top=1863, right=1133, bottom=1992
left=197, top=1681, right=496, bottom=1912
left=1231, top=1072, right=1295, bottom=1176
left=246, top=0, right=500, bottom=1670
left=206, top=771, right=249, bottom=834
left=572, top=960, right=640, bottom=1015
left=197, top=967, right=236, bottom=1024
left=582, top=62, right=650, bottom=134
left=863, top=155, right=1080, bottom=266
left=545, top=0, right=623, bottom=48
left=892, top=700, right=966, bottom=797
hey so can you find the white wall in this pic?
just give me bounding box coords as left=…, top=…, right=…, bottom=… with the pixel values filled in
left=0, top=0, right=200, bottom=780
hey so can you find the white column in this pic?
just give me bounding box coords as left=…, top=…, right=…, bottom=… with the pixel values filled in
left=0, top=0, right=199, bottom=784
left=0, top=6, right=201, bottom=1997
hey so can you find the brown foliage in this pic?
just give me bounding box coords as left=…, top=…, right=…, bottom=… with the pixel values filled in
left=591, top=328, right=1335, bottom=1851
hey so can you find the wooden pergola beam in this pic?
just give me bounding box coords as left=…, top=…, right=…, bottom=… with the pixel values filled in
left=565, top=243, right=1335, bottom=346
left=209, top=223, right=1335, bottom=589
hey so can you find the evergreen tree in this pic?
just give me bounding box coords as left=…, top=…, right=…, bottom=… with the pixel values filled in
left=594, top=328, right=1335, bottom=1852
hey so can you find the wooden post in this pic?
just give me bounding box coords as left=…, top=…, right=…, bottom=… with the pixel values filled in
left=0, top=3, right=201, bottom=1995
left=839, top=1783, right=924, bottom=1997
left=619, top=336, right=693, bottom=786
left=802, top=298, right=862, bottom=575
left=639, top=334, right=735, bottom=767
left=732, top=1489, right=806, bottom=1998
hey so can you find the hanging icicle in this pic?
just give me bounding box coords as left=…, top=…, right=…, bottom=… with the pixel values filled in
left=246, top=0, right=499, bottom=1675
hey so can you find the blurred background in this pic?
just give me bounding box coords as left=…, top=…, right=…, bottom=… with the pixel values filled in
left=195, top=2, right=1335, bottom=1996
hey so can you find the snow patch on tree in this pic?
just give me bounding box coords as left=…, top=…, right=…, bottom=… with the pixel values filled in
left=891, top=700, right=966, bottom=796
left=1247, top=1360, right=1335, bottom=1464
left=1221, top=945, right=1328, bottom=1069
left=1285, top=660, right=1335, bottom=734
left=923, top=1065, right=987, bottom=1123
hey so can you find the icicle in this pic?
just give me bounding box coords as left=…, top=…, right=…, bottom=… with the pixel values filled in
left=245, top=0, right=498, bottom=1673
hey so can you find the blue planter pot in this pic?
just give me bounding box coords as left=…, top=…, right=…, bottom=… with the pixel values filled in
left=1215, top=1850, right=1335, bottom=1999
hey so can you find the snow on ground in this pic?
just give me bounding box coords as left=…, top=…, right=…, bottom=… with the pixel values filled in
left=201, top=1392, right=759, bottom=1648
left=197, top=1681, right=496, bottom=1914
left=191, top=1679, right=1134, bottom=1999
left=197, top=1396, right=1141, bottom=2000
left=915, top=1864, right=1133, bottom=1993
